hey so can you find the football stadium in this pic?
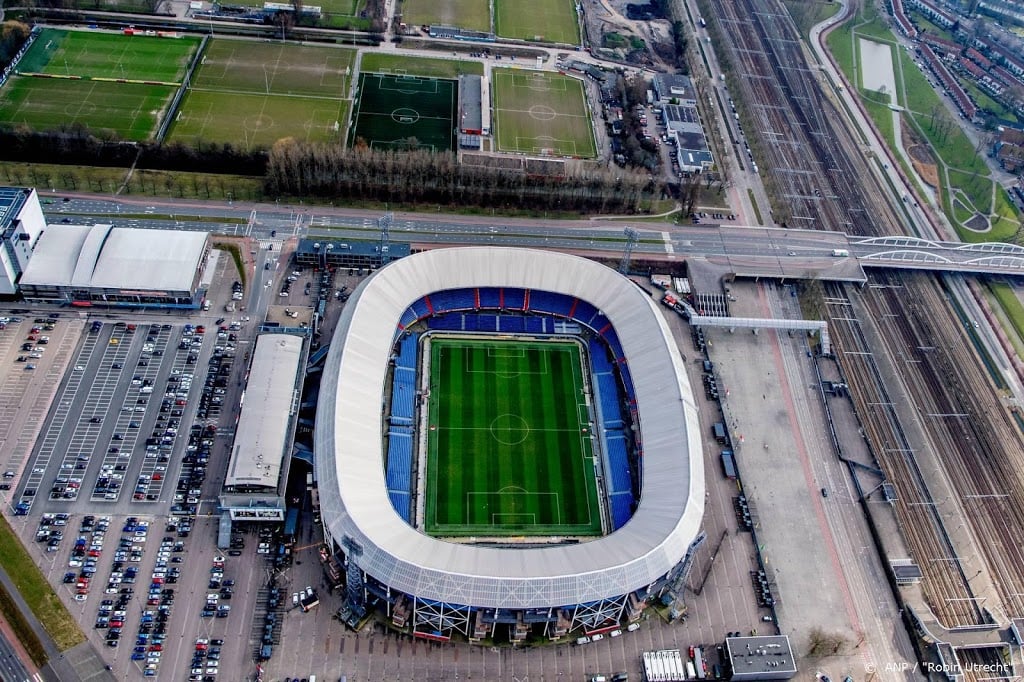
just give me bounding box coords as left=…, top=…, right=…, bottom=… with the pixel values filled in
left=316, top=247, right=704, bottom=642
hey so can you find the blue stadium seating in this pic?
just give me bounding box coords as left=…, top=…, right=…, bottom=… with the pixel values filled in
left=471, top=315, right=499, bottom=332
left=524, top=317, right=547, bottom=334
left=589, top=339, right=613, bottom=375
left=602, top=328, right=625, bottom=363
left=604, top=434, right=632, bottom=494
left=504, top=288, right=526, bottom=310
left=396, top=334, right=418, bottom=370
left=399, top=307, right=418, bottom=330
left=596, top=375, right=623, bottom=429
left=427, top=315, right=464, bottom=331
left=609, top=493, right=634, bottom=530
left=479, top=287, right=501, bottom=308
left=410, top=298, right=432, bottom=321
left=499, top=316, right=526, bottom=333
left=431, top=288, right=476, bottom=313
left=529, top=291, right=574, bottom=317
left=386, top=431, right=414, bottom=490
left=388, top=490, right=411, bottom=522
left=587, top=311, right=610, bottom=332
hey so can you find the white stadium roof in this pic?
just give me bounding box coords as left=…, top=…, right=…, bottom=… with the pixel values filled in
left=226, top=333, right=304, bottom=490
left=316, top=247, right=704, bottom=609
left=19, top=224, right=208, bottom=291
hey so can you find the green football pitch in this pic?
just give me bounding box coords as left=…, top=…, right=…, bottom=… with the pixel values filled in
left=423, top=337, right=602, bottom=537
left=349, top=73, right=456, bottom=152
left=17, top=28, right=199, bottom=83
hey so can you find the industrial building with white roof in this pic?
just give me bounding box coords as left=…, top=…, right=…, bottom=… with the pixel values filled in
left=17, top=224, right=210, bottom=308
left=220, top=332, right=307, bottom=521
left=315, top=247, right=705, bottom=642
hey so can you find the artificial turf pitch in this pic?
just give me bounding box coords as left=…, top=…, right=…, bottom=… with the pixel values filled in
left=424, top=337, right=602, bottom=537
left=349, top=73, right=456, bottom=152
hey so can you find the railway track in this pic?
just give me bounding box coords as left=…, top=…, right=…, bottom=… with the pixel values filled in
left=702, top=0, right=1024, bottom=637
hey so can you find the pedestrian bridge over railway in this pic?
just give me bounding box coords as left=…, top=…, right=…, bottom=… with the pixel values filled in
left=678, top=225, right=1024, bottom=282
left=850, top=236, right=1024, bottom=276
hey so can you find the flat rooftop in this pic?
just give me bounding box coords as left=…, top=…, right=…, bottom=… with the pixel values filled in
left=225, top=333, right=304, bottom=491
left=726, top=634, right=797, bottom=677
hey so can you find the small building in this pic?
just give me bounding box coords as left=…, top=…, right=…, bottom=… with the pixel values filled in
left=18, top=224, right=210, bottom=308
left=663, top=104, right=714, bottom=172
left=890, top=559, right=924, bottom=586
left=0, top=187, right=45, bottom=296
left=994, top=127, right=1024, bottom=172
left=458, top=74, right=483, bottom=135
left=427, top=25, right=495, bottom=41
left=293, top=238, right=409, bottom=270
left=652, top=73, right=696, bottom=105
left=726, top=634, right=797, bottom=680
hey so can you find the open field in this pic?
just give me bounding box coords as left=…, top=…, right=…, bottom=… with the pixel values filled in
left=424, top=337, right=601, bottom=537
left=18, top=28, right=199, bottom=83
left=359, top=53, right=483, bottom=78
left=492, top=68, right=596, bottom=157
left=494, top=0, right=579, bottom=43
left=0, top=77, right=174, bottom=141
left=349, top=72, right=455, bottom=151
left=192, top=39, right=355, bottom=97
left=401, top=0, right=491, bottom=32
left=170, top=90, right=348, bottom=149
left=169, top=39, right=355, bottom=149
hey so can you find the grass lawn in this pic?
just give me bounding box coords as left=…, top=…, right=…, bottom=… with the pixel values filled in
left=170, top=90, right=348, bottom=150
left=359, top=53, right=483, bottom=78
left=494, top=0, right=579, bottom=44
left=492, top=68, right=596, bottom=157
left=171, top=39, right=355, bottom=149
left=782, top=0, right=843, bottom=40
left=424, top=337, right=601, bottom=537
left=401, top=0, right=490, bottom=32
left=18, top=28, right=199, bottom=83
left=192, top=40, right=355, bottom=98
left=0, top=77, right=174, bottom=141
left=990, top=281, right=1024, bottom=349
left=0, top=516, right=84, bottom=651
left=348, top=72, right=455, bottom=151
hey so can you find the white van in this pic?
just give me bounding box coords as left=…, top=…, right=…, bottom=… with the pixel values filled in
left=576, top=636, right=591, bottom=645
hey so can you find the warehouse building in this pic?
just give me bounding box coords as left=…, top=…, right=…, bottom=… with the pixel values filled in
left=18, top=224, right=210, bottom=308
left=0, top=187, right=46, bottom=295
left=220, top=332, right=308, bottom=522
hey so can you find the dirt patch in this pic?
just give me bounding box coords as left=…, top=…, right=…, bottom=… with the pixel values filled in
left=901, top=122, right=939, bottom=188
left=965, top=213, right=990, bottom=231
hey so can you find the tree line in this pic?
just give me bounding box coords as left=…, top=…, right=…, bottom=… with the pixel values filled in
left=265, top=139, right=657, bottom=213
left=0, top=126, right=267, bottom=175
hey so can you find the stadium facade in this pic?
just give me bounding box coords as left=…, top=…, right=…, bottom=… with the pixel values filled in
left=315, top=247, right=704, bottom=641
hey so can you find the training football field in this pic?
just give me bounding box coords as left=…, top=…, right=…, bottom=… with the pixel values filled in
left=349, top=73, right=456, bottom=151
left=17, top=28, right=199, bottom=83
left=492, top=68, right=596, bottom=157
left=424, top=337, right=602, bottom=537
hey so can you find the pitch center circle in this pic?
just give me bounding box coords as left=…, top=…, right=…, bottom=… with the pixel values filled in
left=490, top=413, right=530, bottom=445
left=70, top=102, right=98, bottom=117
left=391, top=108, right=421, bottom=124
left=244, top=114, right=274, bottom=131
left=529, top=105, right=556, bottom=121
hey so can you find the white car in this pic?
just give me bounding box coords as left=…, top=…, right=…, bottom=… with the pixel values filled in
left=74, top=365, right=85, bottom=371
